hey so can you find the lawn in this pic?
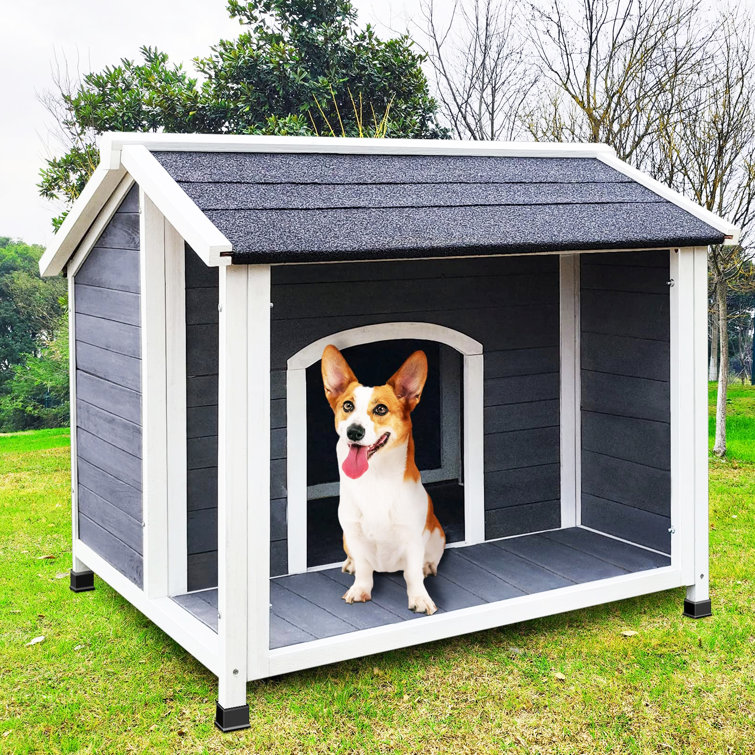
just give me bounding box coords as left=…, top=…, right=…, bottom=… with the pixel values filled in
left=1, top=387, right=754, bottom=753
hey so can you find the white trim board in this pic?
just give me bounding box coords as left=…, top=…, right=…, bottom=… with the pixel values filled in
left=75, top=540, right=219, bottom=675
left=39, top=163, right=127, bottom=277
left=67, top=174, right=135, bottom=278
left=102, top=131, right=616, bottom=159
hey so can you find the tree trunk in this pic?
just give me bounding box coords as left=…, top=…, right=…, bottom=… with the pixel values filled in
left=713, top=282, right=728, bottom=457
left=709, top=297, right=719, bottom=381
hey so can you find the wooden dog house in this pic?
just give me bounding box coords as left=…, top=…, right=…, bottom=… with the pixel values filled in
left=39, top=133, right=737, bottom=731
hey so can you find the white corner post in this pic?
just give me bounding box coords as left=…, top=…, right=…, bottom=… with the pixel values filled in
left=67, top=274, right=88, bottom=575
left=671, top=246, right=710, bottom=611
left=140, top=192, right=170, bottom=599
left=247, top=265, right=271, bottom=681
left=559, top=253, right=580, bottom=528
left=164, top=221, right=188, bottom=597
left=687, top=246, right=711, bottom=607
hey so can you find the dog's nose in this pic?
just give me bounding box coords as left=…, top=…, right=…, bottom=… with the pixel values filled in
left=346, top=424, right=365, bottom=442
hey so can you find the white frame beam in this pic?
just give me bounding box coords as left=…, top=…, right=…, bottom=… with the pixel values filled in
left=559, top=254, right=581, bottom=528
left=217, top=264, right=250, bottom=709
left=140, top=192, right=170, bottom=600
left=164, top=221, right=188, bottom=596
left=688, top=246, right=710, bottom=602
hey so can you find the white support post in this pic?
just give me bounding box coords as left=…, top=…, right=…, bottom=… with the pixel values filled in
left=164, top=222, right=188, bottom=597
left=670, top=248, right=695, bottom=585
left=217, top=264, right=250, bottom=712
left=287, top=368, right=308, bottom=575
left=687, top=246, right=711, bottom=607
left=247, top=265, right=271, bottom=681
left=67, top=274, right=88, bottom=575
left=559, top=254, right=580, bottom=528
left=463, top=354, right=485, bottom=544
left=140, top=192, right=170, bottom=599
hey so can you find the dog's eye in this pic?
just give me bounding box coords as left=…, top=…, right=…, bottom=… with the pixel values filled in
left=373, top=404, right=388, bottom=416
left=342, top=400, right=354, bottom=412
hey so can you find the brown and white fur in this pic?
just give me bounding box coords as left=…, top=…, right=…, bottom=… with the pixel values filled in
left=321, top=345, right=445, bottom=615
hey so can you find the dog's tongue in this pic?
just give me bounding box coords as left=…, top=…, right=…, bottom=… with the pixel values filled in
left=343, top=444, right=369, bottom=479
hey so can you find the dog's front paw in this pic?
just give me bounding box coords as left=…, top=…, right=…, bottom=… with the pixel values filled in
left=343, top=584, right=372, bottom=603
left=341, top=556, right=355, bottom=574
left=408, top=593, right=437, bottom=615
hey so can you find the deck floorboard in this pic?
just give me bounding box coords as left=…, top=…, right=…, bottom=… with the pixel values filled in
left=169, top=526, right=670, bottom=647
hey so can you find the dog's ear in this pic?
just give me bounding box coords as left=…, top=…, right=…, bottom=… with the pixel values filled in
left=321, top=345, right=358, bottom=410
left=388, top=350, right=428, bottom=413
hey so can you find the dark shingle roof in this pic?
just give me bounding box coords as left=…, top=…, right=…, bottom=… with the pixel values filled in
left=153, top=151, right=725, bottom=263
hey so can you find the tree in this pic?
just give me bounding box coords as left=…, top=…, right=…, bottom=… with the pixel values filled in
left=39, top=0, right=446, bottom=225
left=418, top=0, right=536, bottom=140
left=523, top=0, right=755, bottom=457
left=0, top=238, right=66, bottom=386
left=0, top=314, right=69, bottom=432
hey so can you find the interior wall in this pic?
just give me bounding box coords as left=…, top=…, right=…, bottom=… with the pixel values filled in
left=183, top=252, right=562, bottom=586
left=271, top=255, right=562, bottom=576
left=579, top=250, right=671, bottom=552
left=73, top=184, right=143, bottom=586
left=184, top=248, right=219, bottom=590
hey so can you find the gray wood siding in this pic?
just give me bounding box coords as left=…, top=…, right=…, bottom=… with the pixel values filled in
left=74, top=184, right=143, bottom=587
left=580, top=251, right=671, bottom=552
left=184, top=253, right=561, bottom=587
left=184, top=247, right=220, bottom=591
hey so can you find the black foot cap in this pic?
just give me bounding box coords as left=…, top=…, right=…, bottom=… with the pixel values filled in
left=683, top=598, right=712, bottom=619
left=214, top=702, right=250, bottom=732
left=69, top=570, right=95, bottom=593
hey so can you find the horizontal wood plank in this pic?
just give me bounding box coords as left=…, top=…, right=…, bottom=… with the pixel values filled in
left=76, top=371, right=141, bottom=425
left=77, top=458, right=142, bottom=521
left=484, top=427, right=560, bottom=472
left=581, top=451, right=670, bottom=516
left=581, top=495, right=671, bottom=553
left=74, top=283, right=141, bottom=326
left=76, top=312, right=141, bottom=359
left=581, top=411, right=670, bottom=470
left=76, top=342, right=141, bottom=393
left=485, top=500, right=561, bottom=539
left=78, top=485, right=143, bottom=554
left=581, top=331, right=669, bottom=381
left=581, top=371, right=670, bottom=423
left=77, top=399, right=142, bottom=459
left=79, top=513, right=143, bottom=587
left=77, top=428, right=141, bottom=491
left=74, top=247, right=140, bottom=293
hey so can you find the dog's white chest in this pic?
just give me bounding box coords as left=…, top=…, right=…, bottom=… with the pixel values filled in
left=338, top=467, right=428, bottom=573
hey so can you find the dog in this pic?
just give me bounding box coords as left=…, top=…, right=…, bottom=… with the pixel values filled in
left=321, top=345, right=445, bottom=615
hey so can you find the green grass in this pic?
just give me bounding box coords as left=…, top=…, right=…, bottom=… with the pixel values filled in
left=1, top=388, right=755, bottom=753
left=709, top=382, right=755, bottom=462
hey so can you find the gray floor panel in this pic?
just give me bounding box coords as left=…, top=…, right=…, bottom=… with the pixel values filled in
left=170, top=527, right=671, bottom=649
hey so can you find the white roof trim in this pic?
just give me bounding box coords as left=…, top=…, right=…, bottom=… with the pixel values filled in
left=38, top=163, right=127, bottom=277
left=597, top=153, right=739, bottom=246
left=120, top=144, right=232, bottom=266
left=101, top=131, right=617, bottom=159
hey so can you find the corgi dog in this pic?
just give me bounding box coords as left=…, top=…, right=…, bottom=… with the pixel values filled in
left=321, top=345, right=445, bottom=615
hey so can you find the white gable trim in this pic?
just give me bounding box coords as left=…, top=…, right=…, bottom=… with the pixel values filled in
left=120, top=145, right=232, bottom=267
left=38, top=163, right=127, bottom=277
left=67, top=174, right=136, bottom=277
left=102, top=131, right=616, bottom=159
left=597, top=153, right=739, bottom=245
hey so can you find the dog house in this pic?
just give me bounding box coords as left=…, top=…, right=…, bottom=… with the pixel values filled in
left=39, top=133, right=738, bottom=731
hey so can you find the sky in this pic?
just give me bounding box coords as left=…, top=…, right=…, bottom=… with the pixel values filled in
left=0, top=0, right=442, bottom=247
